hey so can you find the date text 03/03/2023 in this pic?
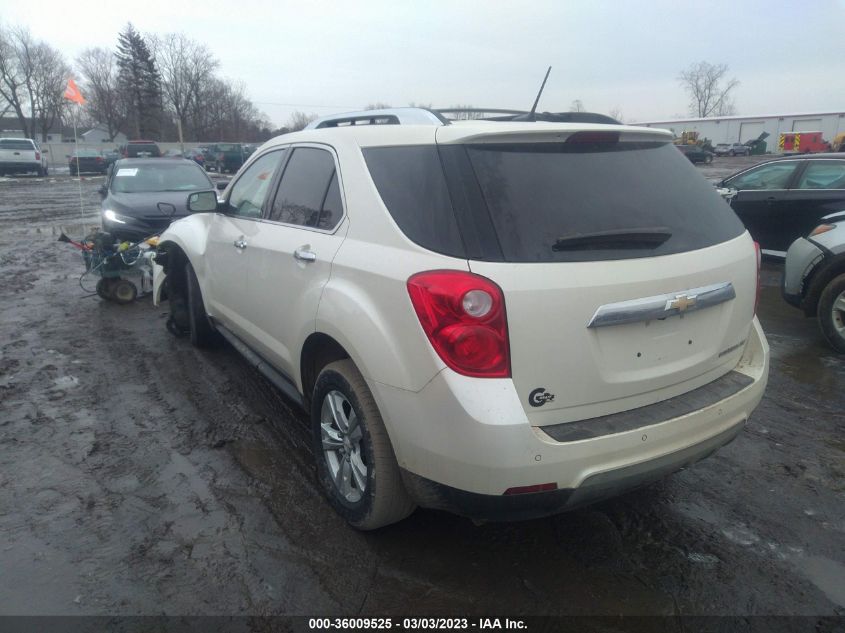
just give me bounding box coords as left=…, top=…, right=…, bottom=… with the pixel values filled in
left=308, top=618, right=528, bottom=630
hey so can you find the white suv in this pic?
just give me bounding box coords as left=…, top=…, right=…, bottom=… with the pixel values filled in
left=154, top=108, right=769, bottom=529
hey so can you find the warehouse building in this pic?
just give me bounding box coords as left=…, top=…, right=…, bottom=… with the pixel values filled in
left=635, top=111, right=845, bottom=151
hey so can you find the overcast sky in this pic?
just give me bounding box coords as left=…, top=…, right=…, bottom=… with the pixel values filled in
left=4, top=0, right=844, bottom=127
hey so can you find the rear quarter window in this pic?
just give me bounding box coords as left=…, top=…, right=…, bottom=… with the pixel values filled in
left=364, top=146, right=465, bottom=258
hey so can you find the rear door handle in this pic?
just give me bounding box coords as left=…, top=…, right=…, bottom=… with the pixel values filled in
left=233, top=238, right=247, bottom=249
left=294, top=247, right=316, bottom=262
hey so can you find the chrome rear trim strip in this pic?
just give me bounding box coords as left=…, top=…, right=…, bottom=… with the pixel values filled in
left=587, top=282, right=735, bottom=329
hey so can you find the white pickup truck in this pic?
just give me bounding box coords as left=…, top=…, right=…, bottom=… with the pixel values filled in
left=0, top=138, right=49, bottom=176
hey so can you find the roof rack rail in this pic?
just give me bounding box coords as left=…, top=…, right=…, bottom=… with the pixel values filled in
left=304, top=107, right=621, bottom=130
left=305, top=108, right=450, bottom=129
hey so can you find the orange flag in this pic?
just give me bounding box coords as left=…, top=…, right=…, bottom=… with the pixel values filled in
left=63, top=78, right=85, bottom=105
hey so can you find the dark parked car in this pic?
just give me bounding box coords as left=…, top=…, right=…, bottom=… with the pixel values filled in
left=677, top=144, right=713, bottom=164
left=99, top=158, right=214, bottom=241
left=69, top=149, right=108, bottom=175
left=101, top=149, right=121, bottom=167
left=119, top=140, right=161, bottom=158
left=717, top=154, right=845, bottom=253
left=209, top=143, right=246, bottom=173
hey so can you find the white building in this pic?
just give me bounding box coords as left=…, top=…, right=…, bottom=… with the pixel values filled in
left=635, top=111, right=845, bottom=151
left=81, top=124, right=127, bottom=145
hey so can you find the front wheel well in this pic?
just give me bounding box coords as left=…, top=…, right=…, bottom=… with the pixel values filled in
left=300, top=333, right=351, bottom=408
left=803, top=253, right=845, bottom=317
left=157, top=242, right=190, bottom=331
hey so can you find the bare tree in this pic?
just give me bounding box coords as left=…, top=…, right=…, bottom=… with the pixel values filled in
left=679, top=61, right=739, bottom=118
left=150, top=32, right=218, bottom=141
left=27, top=42, right=71, bottom=142
left=445, top=104, right=486, bottom=120
left=608, top=107, right=625, bottom=123
left=77, top=47, right=125, bottom=141
left=365, top=102, right=392, bottom=110
left=0, top=26, right=70, bottom=140
left=570, top=99, right=585, bottom=112
left=0, top=26, right=35, bottom=138
left=284, top=111, right=317, bottom=132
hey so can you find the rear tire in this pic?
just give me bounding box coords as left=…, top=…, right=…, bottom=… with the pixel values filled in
left=818, top=273, right=845, bottom=354
left=96, top=278, right=115, bottom=300
left=311, top=360, right=416, bottom=530
left=110, top=279, right=137, bottom=304
left=185, top=262, right=219, bottom=347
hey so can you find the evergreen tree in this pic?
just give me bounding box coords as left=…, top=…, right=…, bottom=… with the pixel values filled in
left=115, top=23, right=162, bottom=138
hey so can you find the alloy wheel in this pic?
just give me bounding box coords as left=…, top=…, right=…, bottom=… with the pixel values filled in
left=320, top=390, right=367, bottom=502
left=832, top=290, right=845, bottom=338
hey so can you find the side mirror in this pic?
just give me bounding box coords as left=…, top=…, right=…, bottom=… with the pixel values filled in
left=98, top=185, right=108, bottom=197
left=216, top=180, right=229, bottom=191
left=188, top=190, right=218, bottom=213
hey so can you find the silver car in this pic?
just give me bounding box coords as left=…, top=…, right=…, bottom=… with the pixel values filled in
left=783, top=211, right=845, bottom=352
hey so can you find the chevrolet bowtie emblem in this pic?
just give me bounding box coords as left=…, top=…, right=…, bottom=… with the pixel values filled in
left=667, top=294, right=698, bottom=312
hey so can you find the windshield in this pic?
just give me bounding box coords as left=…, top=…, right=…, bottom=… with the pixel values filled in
left=111, top=163, right=211, bottom=194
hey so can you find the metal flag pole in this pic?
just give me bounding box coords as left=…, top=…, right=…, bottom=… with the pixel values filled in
left=72, top=103, right=84, bottom=226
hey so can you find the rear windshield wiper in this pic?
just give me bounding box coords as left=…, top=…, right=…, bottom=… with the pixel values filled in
left=552, top=228, right=672, bottom=251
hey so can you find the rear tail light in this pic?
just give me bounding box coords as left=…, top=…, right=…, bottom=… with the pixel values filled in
left=407, top=270, right=510, bottom=378
left=35, top=151, right=41, bottom=160
left=96, top=156, right=103, bottom=163
left=754, top=241, right=761, bottom=316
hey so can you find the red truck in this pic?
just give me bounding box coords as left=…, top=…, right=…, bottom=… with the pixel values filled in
left=778, top=131, right=830, bottom=153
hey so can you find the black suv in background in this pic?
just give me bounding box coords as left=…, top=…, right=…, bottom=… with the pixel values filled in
left=120, top=140, right=161, bottom=158
left=208, top=143, right=247, bottom=173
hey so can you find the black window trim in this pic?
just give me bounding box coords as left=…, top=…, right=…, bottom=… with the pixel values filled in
left=221, top=146, right=289, bottom=220
left=262, top=142, right=347, bottom=235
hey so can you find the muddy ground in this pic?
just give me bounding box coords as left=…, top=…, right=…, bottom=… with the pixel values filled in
left=0, top=158, right=843, bottom=620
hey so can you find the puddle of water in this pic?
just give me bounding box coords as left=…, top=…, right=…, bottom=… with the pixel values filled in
left=777, top=345, right=844, bottom=395
left=794, top=556, right=845, bottom=607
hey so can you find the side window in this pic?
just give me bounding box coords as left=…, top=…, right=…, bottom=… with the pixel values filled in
left=795, top=161, right=845, bottom=190
left=226, top=150, right=285, bottom=218
left=727, top=162, right=798, bottom=190
left=268, top=147, right=340, bottom=229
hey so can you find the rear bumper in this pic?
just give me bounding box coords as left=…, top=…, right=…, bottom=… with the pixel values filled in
left=0, top=161, right=40, bottom=172
left=401, top=420, right=744, bottom=521
left=371, top=318, right=768, bottom=520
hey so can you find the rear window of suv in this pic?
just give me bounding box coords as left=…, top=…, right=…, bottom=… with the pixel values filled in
left=126, top=143, right=161, bottom=157
left=365, top=141, right=745, bottom=262
left=0, top=139, right=35, bottom=150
